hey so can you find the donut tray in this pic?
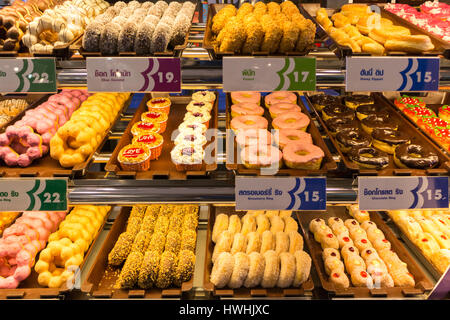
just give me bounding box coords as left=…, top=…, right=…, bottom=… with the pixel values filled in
left=304, top=92, right=450, bottom=176
left=301, top=3, right=450, bottom=59
left=203, top=205, right=315, bottom=298
left=296, top=205, right=433, bottom=298
left=0, top=92, right=132, bottom=178
left=0, top=206, right=110, bottom=299
left=225, top=92, right=337, bottom=176
left=105, top=94, right=218, bottom=180
left=0, top=94, right=49, bottom=132
left=81, top=206, right=196, bottom=299
left=202, top=3, right=320, bottom=60
left=386, top=92, right=450, bottom=158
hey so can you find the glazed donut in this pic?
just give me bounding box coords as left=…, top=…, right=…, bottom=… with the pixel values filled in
left=275, top=129, right=312, bottom=150
left=212, top=230, right=233, bottom=263
left=284, top=217, right=298, bottom=233
left=246, top=232, right=261, bottom=254
left=228, top=252, right=250, bottom=288
left=309, top=94, right=341, bottom=111
left=293, top=250, right=311, bottom=286
left=322, top=104, right=354, bottom=121
left=212, top=214, right=229, bottom=243
left=344, top=95, right=374, bottom=110
left=227, top=215, right=242, bottom=236
left=336, top=129, right=372, bottom=153
left=272, top=112, right=310, bottom=131
left=324, top=257, right=345, bottom=275
left=261, top=250, right=280, bottom=288
left=288, top=231, right=303, bottom=253
left=356, top=104, right=389, bottom=121
left=349, top=146, right=389, bottom=170
left=231, top=92, right=261, bottom=105
left=275, top=231, right=289, bottom=255
left=270, top=216, right=285, bottom=233
left=283, top=142, right=325, bottom=170
left=210, top=252, right=234, bottom=288
left=230, top=233, right=247, bottom=255
left=325, top=117, right=359, bottom=136
left=277, top=252, right=295, bottom=288
left=231, top=115, right=268, bottom=133
left=309, top=218, right=325, bottom=234
left=235, top=129, right=273, bottom=149
left=394, top=143, right=439, bottom=169
left=241, top=214, right=257, bottom=236
left=269, top=103, right=302, bottom=118
left=256, top=214, right=270, bottom=235
left=322, top=248, right=340, bottom=261
left=265, top=92, right=297, bottom=107
left=260, top=230, right=274, bottom=254
left=361, top=115, right=398, bottom=135
left=231, top=103, right=264, bottom=118
left=240, top=145, right=282, bottom=169
left=244, top=252, right=265, bottom=288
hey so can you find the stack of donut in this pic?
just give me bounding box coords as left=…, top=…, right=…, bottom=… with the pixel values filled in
left=34, top=205, right=110, bottom=288
left=50, top=92, right=129, bottom=168
left=22, top=0, right=109, bottom=54
left=0, top=0, right=58, bottom=52
left=82, top=0, right=195, bottom=55
left=209, top=210, right=311, bottom=289
left=0, top=211, right=67, bottom=289
left=230, top=91, right=324, bottom=171
left=0, top=89, right=88, bottom=167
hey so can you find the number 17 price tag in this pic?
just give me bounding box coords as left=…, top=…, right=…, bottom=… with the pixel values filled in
left=0, top=178, right=67, bottom=211
left=87, top=57, right=181, bottom=92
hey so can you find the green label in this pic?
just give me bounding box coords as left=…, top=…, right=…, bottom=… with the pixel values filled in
left=0, top=58, right=57, bottom=93
left=0, top=179, right=67, bottom=211
left=223, top=57, right=316, bottom=91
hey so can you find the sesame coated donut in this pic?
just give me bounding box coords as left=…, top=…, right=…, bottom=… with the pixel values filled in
left=272, top=112, right=310, bottom=131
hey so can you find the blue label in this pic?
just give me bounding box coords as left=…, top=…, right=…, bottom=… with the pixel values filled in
left=359, top=176, right=448, bottom=210
left=398, top=58, right=439, bottom=91
left=236, top=177, right=326, bottom=211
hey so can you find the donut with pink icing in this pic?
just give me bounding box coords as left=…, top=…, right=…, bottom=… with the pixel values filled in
left=236, top=129, right=273, bottom=149
left=282, top=141, right=324, bottom=170
left=231, top=92, right=261, bottom=105
left=231, top=115, right=268, bottom=132
left=272, top=112, right=310, bottom=131
left=240, top=144, right=283, bottom=169
left=275, top=129, right=313, bottom=149
left=269, top=103, right=302, bottom=118
left=265, top=92, right=297, bottom=108
left=231, top=103, right=265, bottom=117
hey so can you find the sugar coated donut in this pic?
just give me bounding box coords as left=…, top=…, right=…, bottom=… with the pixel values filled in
left=246, top=232, right=261, bottom=254
left=272, top=112, right=310, bottom=131
left=269, top=103, right=302, bottom=118
left=231, top=115, right=268, bottom=132
left=277, top=252, right=296, bottom=288
left=231, top=92, right=261, bottom=105
left=227, top=215, right=242, bottom=236
left=231, top=103, right=264, bottom=118
left=275, top=231, right=289, bottom=255
left=236, top=129, right=273, bottom=149
left=241, top=214, right=257, bottom=236
left=228, top=252, right=250, bottom=288
left=288, top=231, right=303, bottom=253
left=293, top=250, right=311, bottom=286
left=230, top=233, right=247, bottom=255
left=275, top=129, right=312, bottom=150
left=260, top=230, right=274, bottom=254
left=282, top=142, right=324, bottom=170
left=269, top=215, right=285, bottom=233
left=261, top=250, right=280, bottom=288
left=244, top=252, right=265, bottom=288
left=265, top=92, right=297, bottom=107
left=210, top=252, right=234, bottom=288
left=212, top=214, right=228, bottom=243
left=212, top=230, right=233, bottom=263
left=256, top=214, right=270, bottom=235
left=240, top=145, right=282, bottom=169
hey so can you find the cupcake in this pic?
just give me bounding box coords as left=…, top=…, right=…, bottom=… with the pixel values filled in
left=131, top=121, right=161, bottom=136
left=175, top=130, right=207, bottom=148
left=118, top=143, right=151, bottom=171
left=192, top=91, right=216, bottom=104
left=147, top=97, right=171, bottom=114
left=141, top=111, right=168, bottom=133
left=132, top=133, right=164, bottom=160
left=178, top=121, right=207, bottom=135
left=186, top=100, right=213, bottom=113
left=184, top=111, right=211, bottom=129
left=171, top=143, right=204, bottom=171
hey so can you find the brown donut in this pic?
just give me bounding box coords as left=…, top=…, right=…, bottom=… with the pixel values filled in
left=394, top=143, right=439, bottom=169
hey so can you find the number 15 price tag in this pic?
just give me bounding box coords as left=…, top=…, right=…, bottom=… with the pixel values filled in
left=0, top=178, right=67, bottom=211
left=87, top=57, right=181, bottom=92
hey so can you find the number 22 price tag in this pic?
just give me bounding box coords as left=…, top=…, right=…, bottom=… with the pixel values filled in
left=87, top=57, right=181, bottom=92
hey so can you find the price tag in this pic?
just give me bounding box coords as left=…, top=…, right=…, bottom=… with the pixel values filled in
left=0, top=58, right=57, bottom=93
left=86, top=57, right=181, bottom=92
left=235, top=177, right=326, bottom=211
left=346, top=57, right=439, bottom=92
left=428, top=266, right=450, bottom=300
left=0, top=178, right=67, bottom=211
left=358, top=176, right=448, bottom=210
left=223, top=57, right=316, bottom=91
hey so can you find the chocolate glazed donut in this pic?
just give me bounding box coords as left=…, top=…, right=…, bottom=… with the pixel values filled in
left=344, top=95, right=374, bottom=109
left=325, top=117, right=359, bottom=135
left=309, top=94, right=341, bottom=111
left=322, top=104, right=355, bottom=121
left=371, top=129, right=410, bottom=154
left=336, top=129, right=372, bottom=153
left=349, top=146, right=389, bottom=169
left=394, top=143, right=439, bottom=169
left=361, top=115, right=398, bottom=134
left=356, top=104, right=390, bottom=121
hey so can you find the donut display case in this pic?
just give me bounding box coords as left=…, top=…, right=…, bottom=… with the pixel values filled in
left=0, top=0, right=450, bottom=305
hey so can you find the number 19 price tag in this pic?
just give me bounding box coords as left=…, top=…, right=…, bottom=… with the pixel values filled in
left=87, top=57, right=181, bottom=92
left=0, top=58, right=57, bottom=93
left=0, top=178, right=67, bottom=211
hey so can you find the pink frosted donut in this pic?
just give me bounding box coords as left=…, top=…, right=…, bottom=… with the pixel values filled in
left=231, top=92, right=261, bottom=105
left=282, top=141, right=324, bottom=170
left=272, top=112, right=310, bottom=131
left=231, top=103, right=265, bottom=117
left=241, top=144, right=283, bottom=169
left=231, top=115, right=268, bottom=132
left=265, top=92, right=297, bottom=107
left=276, top=129, right=313, bottom=149
left=236, top=129, right=273, bottom=148
left=269, top=103, right=302, bottom=118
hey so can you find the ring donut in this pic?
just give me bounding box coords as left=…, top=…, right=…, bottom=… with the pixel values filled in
left=210, top=252, right=234, bottom=288
left=243, top=252, right=265, bottom=288
left=261, top=250, right=280, bottom=288
left=277, top=252, right=296, bottom=288
left=227, top=252, right=250, bottom=288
